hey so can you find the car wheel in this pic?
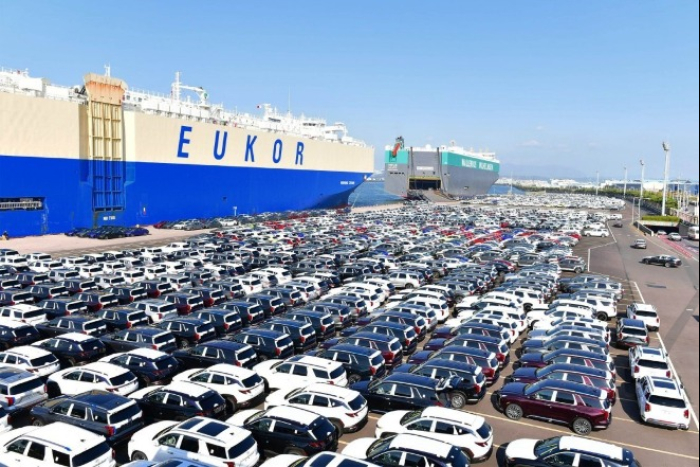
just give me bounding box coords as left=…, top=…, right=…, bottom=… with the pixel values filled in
left=574, top=267, right=583, bottom=273
left=47, top=383, right=61, bottom=398
left=347, top=374, right=362, bottom=385
left=131, top=451, right=148, bottom=461
left=31, top=418, right=44, bottom=427
left=285, top=448, right=306, bottom=456
left=330, top=419, right=345, bottom=435
left=505, top=403, right=523, bottom=420
left=65, top=357, right=76, bottom=368
left=178, top=340, right=190, bottom=350
left=225, top=396, right=238, bottom=414
left=450, top=392, right=467, bottom=409
left=138, top=376, right=151, bottom=388
left=665, top=262, right=672, bottom=268
left=597, top=313, right=609, bottom=321
left=572, top=417, right=592, bottom=435
left=642, top=259, right=648, bottom=264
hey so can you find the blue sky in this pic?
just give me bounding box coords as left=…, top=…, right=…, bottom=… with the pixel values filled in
left=2, top=1, right=697, bottom=180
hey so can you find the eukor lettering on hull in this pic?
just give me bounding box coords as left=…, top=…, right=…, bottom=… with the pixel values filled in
left=177, top=125, right=305, bottom=166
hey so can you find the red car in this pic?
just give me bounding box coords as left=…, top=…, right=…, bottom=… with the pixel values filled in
left=496, top=379, right=611, bottom=435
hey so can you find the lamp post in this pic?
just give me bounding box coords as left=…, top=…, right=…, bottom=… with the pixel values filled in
left=661, top=142, right=670, bottom=216
left=639, top=159, right=645, bottom=200
left=595, top=171, right=600, bottom=196
left=623, top=166, right=628, bottom=198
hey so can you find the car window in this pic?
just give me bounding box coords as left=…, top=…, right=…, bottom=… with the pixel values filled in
left=52, top=450, right=70, bottom=466
left=191, top=372, right=210, bottom=383
left=375, top=451, right=403, bottom=466
left=311, top=395, right=330, bottom=407
left=276, top=363, right=292, bottom=374
left=70, top=405, right=88, bottom=419
left=165, top=394, right=184, bottom=406
left=179, top=435, right=200, bottom=453
left=206, top=443, right=226, bottom=458
left=407, top=419, right=433, bottom=432
left=6, top=438, right=30, bottom=455
left=393, top=384, right=413, bottom=398
left=578, top=455, right=603, bottom=467
left=292, top=365, right=308, bottom=377
left=158, top=434, right=180, bottom=447
left=554, top=391, right=576, bottom=405
left=148, top=391, right=168, bottom=404
left=27, top=442, right=45, bottom=460
left=534, top=389, right=554, bottom=401
left=546, top=453, right=576, bottom=466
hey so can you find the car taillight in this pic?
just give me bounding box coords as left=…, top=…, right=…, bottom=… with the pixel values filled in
left=95, top=303, right=103, bottom=311
left=77, top=288, right=83, bottom=293
left=666, top=370, right=672, bottom=378
left=247, top=315, right=253, bottom=321
left=5, top=397, right=14, bottom=406
left=300, top=335, right=307, bottom=343
left=474, top=384, right=481, bottom=394
left=47, top=294, right=52, bottom=299
left=129, top=296, right=135, bottom=302
left=154, top=290, right=161, bottom=297
left=235, top=360, right=242, bottom=367
left=275, top=347, right=281, bottom=356
left=152, top=344, right=158, bottom=350
left=405, top=339, right=410, bottom=347
left=607, top=388, right=615, bottom=399
left=370, top=366, right=377, bottom=375
left=105, top=426, right=115, bottom=437
left=684, top=409, right=690, bottom=418
left=224, top=462, right=236, bottom=467
left=645, top=336, right=649, bottom=343
left=476, top=441, right=488, bottom=447
left=126, top=321, right=133, bottom=329
left=106, top=387, right=115, bottom=393
left=223, top=323, right=230, bottom=330
left=194, top=333, right=201, bottom=341
left=645, top=402, right=651, bottom=412
left=346, top=411, right=359, bottom=418
left=497, top=354, right=505, bottom=362
left=414, top=326, right=421, bottom=334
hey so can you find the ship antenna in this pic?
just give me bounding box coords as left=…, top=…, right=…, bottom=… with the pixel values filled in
left=288, top=87, right=291, bottom=115
left=173, top=71, right=181, bottom=102
left=104, top=64, right=111, bottom=77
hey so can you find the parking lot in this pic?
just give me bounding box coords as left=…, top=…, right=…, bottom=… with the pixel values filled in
left=3, top=199, right=698, bottom=466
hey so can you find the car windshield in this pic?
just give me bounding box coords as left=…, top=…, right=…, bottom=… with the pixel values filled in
left=109, top=372, right=135, bottom=386
left=6, top=377, right=43, bottom=395
left=534, top=437, right=561, bottom=457
left=71, top=441, right=110, bottom=467
left=30, top=354, right=57, bottom=366
left=227, top=434, right=256, bottom=459
left=623, top=328, right=647, bottom=336
left=649, top=395, right=686, bottom=408
left=84, top=321, right=105, bottom=331
left=399, top=411, right=422, bottom=425
left=241, top=374, right=262, bottom=388
left=153, top=356, right=178, bottom=370
left=237, top=347, right=256, bottom=361
left=329, top=365, right=345, bottom=379
left=639, top=360, right=668, bottom=369
left=348, top=394, right=366, bottom=411
left=108, top=402, right=141, bottom=424
left=367, top=436, right=393, bottom=458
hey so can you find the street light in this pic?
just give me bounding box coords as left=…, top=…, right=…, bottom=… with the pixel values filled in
left=661, top=141, right=671, bottom=216
left=639, top=159, right=645, bottom=200
left=623, top=166, right=628, bottom=198
left=595, top=171, right=600, bottom=196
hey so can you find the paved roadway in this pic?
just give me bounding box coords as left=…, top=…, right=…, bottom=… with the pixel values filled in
left=8, top=210, right=699, bottom=466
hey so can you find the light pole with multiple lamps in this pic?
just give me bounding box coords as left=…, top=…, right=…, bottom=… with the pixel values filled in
left=623, top=166, right=627, bottom=198
left=595, top=171, right=600, bottom=196
left=639, top=159, right=645, bottom=200
left=661, top=141, right=670, bottom=216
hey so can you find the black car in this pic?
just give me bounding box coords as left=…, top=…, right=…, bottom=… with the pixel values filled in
left=365, top=311, right=427, bottom=342
left=100, top=327, right=178, bottom=353
left=219, top=301, right=266, bottom=326
left=172, top=339, right=258, bottom=370
left=97, top=307, right=150, bottom=331
left=228, top=328, right=295, bottom=362
left=257, top=318, right=317, bottom=354
left=133, top=280, right=174, bottom=299
left=38, top=297, right=88, bottom=319
left=264, top=287, right=305, bottom=307
left=323, top=332, right=404, bottom=369
left=131, top=382, right=227, bottom=422
left=181, top=286, right=226, bottom=307
left=12, top=272, right=51, bottom=288
left=163, top=292, right=205, bottom=316
left=315, top=344, right=386, bottom=384
left=36, top=316, right=109, bottom=338
left=155, top=317, right=217, bottom=349
left=347, top=322, right=418, bottom=355
left=309, top=302, right=354, bottom=330
left=519, top=335, right=608, bottom=357
left=70, top=290, right=118, bottom=312
left=101, top=348, right=180, bottom=387
left=392, top=359, right=487, bottom=407
left=30, top=391, right=144, bottom=445
left=504, top=436, right=641, bottom=467
left=59, top=279, right=98, bottom=295
left=283, top=309, right=336, bottom=341
left=351, top=373, right=458, bottom=413
left=0, top=289, right=35, bottom=307
left=244, top=294, right=287, bottom=318
left=358, top=434, right=470, bottom=467
left=24, top=284, right=70, bottom=302
left=210, top=280, right=246, bottom=300
left=235, top=407, right=338, bottom=457
left=642, top=255, right=682, bottom=268
left=104, top=285, right=148, bottom=305
left=33, top=333, right=107, bottom=366
left=0, top=321, right=41, bottom=349
left=192, top=308, right=243, bottom=337
left=411, top=346, right=501, bottom=385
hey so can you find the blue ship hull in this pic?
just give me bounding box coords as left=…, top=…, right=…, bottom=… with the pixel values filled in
left=0, top=154, right=369, bottom=237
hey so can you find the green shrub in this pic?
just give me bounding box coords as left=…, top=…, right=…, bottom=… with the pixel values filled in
left=641, top=215, right=680, bottom=223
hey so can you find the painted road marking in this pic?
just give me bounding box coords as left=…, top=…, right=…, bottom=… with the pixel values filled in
left=470, top=409, right=699, bottom=460
left=632, top=281, right=699, bottom=430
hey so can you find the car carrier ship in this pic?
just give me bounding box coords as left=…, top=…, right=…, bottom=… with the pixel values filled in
left=0, top=67, right=374, bottom=237
left=384, top=136, right=500, bottom=199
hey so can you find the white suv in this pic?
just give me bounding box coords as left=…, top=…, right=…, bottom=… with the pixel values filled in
left=627, top=303, right=660, bottom=331
left=635, top=376, right=690, bottom=430
left=127, top=416, right=259, bottom=467
left=173, top=363, right=266, bottom=412
left=0, top=422, right=115, bottom=467
left=0, top=346, right=60, bottom=377
left=629, top=347, right=671, bottom=380
left=47, top=362, right=139, bottom=397
left=374, top=406, right=494, bottom=463
left=254, top=356, right=348, bottom=391
left=263, top=383, right=368, bottom=433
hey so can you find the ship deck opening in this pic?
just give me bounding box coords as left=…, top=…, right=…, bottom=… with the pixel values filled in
left=409, top=178, right=441, bottom=191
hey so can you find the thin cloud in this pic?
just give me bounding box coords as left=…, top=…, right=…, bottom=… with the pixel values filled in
left=521, top=140, right=542, bottom=147
left=535, top=125, right=545, bottom=131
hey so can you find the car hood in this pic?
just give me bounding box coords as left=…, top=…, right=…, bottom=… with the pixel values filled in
left=423, top=338, right=447, bottom=351
left=227, top=409, right=262, bottom=427
left=391, top=363, right=415, bottom=374
left=519, top=352, right=545, bottom=365
left=132, top=420, right=178, bottom=442
left=263, top=387, right=299, bottom=410
left=253, top=359, right=280, bottom=376
left=350, top=380, right=372, bottom=394
left=499, top=382, right=528, bottom=396
left=510, top=367, right=539, bottom=381
left=505, top=438, right=540, bottom=461
left=376, top=410, right=409, bottom=432
left=407, top=350, right=433, bottom=364
left=341, top=437, right=377, bottom=460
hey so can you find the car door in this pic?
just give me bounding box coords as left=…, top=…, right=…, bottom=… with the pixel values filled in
left=527, top=388, right=555, bottom=419
left=368, top=382, right=396, bottom=412
left=248, top=418, right=274, bottom=452
left=3, top=438, right=46, bottom=467
left=58, top=370, right=83, bottom=394
left=142, top=390, right=168, bottom=420
left=174, top=435, right=208, bottom=463
left=160, top=393, right=185, bottom=420
left=389, top=383, right=416, bottom=411
left=290, top=363, right=311, bottom=386
left=551, top=390, right=579, bottom=424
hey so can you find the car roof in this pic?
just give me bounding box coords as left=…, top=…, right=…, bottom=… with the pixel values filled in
left=126, top=326, right=169, bottom=336
left=5, top=345, right=51, bottom=358
left=630, top=303, right=657, bottom=312
left=304, top=382, right=359, bottom=399
left=531, top=379, right=604, bottom=397
left=350, top=332, right=397, bottom=343
left=389, top=433, right=452, bottom=458
left=20, top=422, right=105, bottom=453
left=72, top=390, right=135, bottom=410
left=124, top=348, right=169, bottom=359
left=289, top=355, right=343, bottom=369
left=0, top=366, right=35, bottom=382
left=264, top=406, right=321, bottom=425
left=53, top=332, right=98, bottom=342
left=164, top=381, right=213, bottom=397
left=620, top=318, right=647, bottom=328
left=635, top=347, right=666, bottom=360
left=646, top=376, right=683, bottom=396
left=383, top=372, right=437, bottom=388
left=202, top=340, right=248, bottom=351
left=329, top=344, right=379, bottom=357
left=558, top=436, right=624, bottom=460
left=80, top=362, right=130, bottom=377
left=173, top=416, right=248, bottom=443
left=0, top=320, right=33, bottom=329
left=206, top=363, right=255, bottom=378
left=421, top=406, right=483, bottom=427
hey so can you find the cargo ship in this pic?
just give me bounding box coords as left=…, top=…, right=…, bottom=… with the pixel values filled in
left=384, top=137, right=500, bottom=199
left=0, top=67, right=374, bottom=236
